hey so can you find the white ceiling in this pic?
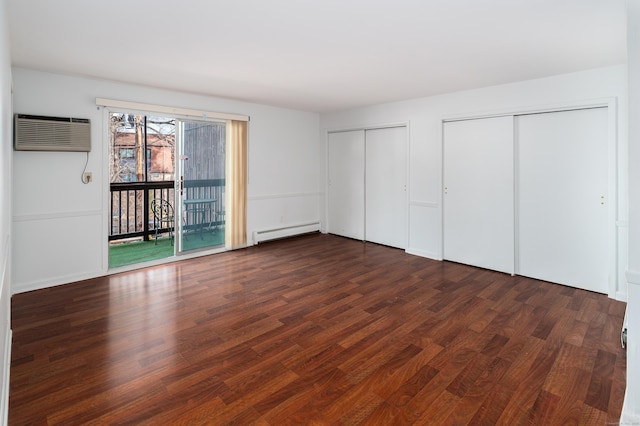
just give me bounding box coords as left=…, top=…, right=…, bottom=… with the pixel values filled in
left=7, top=0, right=627, bottom=113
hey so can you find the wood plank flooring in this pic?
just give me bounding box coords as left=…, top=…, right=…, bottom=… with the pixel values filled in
left=9, top=233, right=627, bottom=425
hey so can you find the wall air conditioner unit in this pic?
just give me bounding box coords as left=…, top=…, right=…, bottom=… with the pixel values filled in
left=14, top=114, right=91, bottom=152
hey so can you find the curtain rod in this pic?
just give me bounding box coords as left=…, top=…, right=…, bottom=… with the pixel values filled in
left=95, top=98, right=249, bottom=122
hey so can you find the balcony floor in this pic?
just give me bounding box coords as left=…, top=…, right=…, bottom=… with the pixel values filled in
left=109, top=229, right=225, bottom=268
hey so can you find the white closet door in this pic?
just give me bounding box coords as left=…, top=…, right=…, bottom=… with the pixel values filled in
left=328, top=130, right=365, bottom=240
left=516, top=108, right=608, bottom=293
left=443, top=116, right=514, bottom=274
left=365, top=127, right=407, bottom=249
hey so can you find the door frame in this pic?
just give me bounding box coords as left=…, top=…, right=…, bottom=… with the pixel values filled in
left=101, top=100, right=247, bottom=273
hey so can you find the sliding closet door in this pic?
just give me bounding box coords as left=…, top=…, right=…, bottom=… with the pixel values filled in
left=365, top=127, right=407, bottom=249
left=516, top=108, right=608, bottom=293
left=443, top=116, right=514, bottom=274
left=327, top=131, right=365, bottom=240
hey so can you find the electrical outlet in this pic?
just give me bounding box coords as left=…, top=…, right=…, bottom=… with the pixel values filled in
left=83, top=172, right=92, bottom=183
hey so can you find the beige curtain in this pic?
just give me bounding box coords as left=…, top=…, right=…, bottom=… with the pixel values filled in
left=226, top=120, right=248, bottom=249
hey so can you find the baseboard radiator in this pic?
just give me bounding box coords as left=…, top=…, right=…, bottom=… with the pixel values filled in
left=253, top=221, right=321, bottom=244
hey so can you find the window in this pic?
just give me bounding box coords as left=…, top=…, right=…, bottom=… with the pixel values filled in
left=119, top=148, right=134, bottom=158
left=109, top=114, right=175, bottom=183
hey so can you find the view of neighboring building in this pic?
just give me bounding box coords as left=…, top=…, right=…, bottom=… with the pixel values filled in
left=110, top=114, right=175, bottom=183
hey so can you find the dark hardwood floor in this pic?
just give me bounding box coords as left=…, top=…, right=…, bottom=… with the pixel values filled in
left=9, top=233, right=626, bottom=425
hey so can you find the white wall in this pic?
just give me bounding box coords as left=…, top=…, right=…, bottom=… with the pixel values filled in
left=320, top=65, right=628, bottom=300
left=0, top=0, right=12, bottom=421
left=623, top=1, right=640, bottom=422
left=11, top=68, right=320, bottom=294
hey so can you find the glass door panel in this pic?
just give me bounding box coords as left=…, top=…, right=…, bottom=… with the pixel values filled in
left=108, top=113, right=177, bottom=268
left=176, top=120, right=226, bottom=252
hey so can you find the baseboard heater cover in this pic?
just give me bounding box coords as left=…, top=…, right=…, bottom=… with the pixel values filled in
left=253, top=222, right=321, bottom=244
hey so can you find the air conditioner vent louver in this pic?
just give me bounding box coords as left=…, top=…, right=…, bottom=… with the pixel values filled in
left=14, top=114, right=91, bottom=152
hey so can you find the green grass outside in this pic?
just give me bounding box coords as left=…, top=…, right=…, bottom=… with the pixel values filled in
left=109, top=229, right=225, bottom=268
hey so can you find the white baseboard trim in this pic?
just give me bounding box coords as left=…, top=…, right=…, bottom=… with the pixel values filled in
left=405, top=248, right=442, bottom=261
left=1, top=328, right=11, bottom=426
left=12, top=270, right=102, bottom=295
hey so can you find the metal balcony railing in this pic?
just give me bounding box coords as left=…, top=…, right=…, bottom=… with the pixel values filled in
left=109, top=179, right=225, bottom=242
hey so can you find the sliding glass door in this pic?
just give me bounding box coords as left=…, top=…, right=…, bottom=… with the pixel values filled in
left=176, top=120, right=226, bottom=252
left=107, top=110, right=238, bottom=268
